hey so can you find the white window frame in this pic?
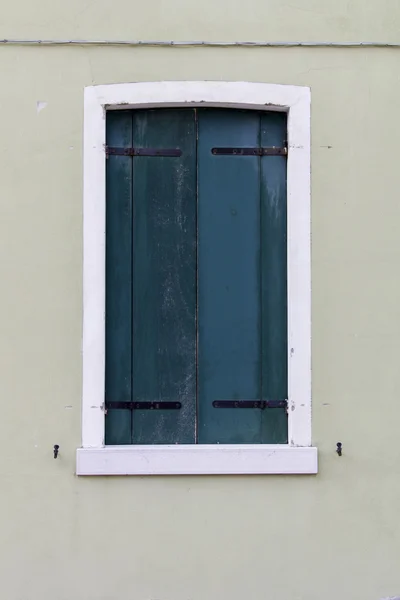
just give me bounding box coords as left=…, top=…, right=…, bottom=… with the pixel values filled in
left=77, top=81, right=316, bottom=476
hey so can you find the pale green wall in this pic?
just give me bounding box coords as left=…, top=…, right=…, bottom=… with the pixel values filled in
left=1, top=1, right=400, bottom=599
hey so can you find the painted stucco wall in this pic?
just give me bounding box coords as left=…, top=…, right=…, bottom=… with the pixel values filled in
left=1, top=1, right=400, bottom=599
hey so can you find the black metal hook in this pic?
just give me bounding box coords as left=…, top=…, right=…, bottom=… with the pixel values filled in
left=53, top=444, right=59, bottom=459
left=336, top=442, right=342, bottom=457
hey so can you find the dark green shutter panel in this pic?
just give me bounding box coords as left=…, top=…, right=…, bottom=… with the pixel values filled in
left=105, top=109, right=197, bottom=444
left=105, top=111, right=133, bottom=445
left=197, top=109, right=287, bottom=444
left=131, top=110, right=197, bottom=444
left=197, top=109, right=262, bottom=443
left=260, top=112, right=288, bottom=443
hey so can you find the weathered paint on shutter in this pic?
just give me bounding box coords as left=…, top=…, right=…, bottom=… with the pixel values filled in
left=131, top=109, right=197, bottom=444
left=260, top=112, right=288, bottom=443
left=105, top=111, right=133, bottom=445
left=105, top=108, right=287, bottom=446
left=197, top=109, right=263, bottom=443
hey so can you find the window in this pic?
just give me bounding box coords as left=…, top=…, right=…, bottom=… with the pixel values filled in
left=77, top=81, right=316, bottom=475
left=105, top=106, right=288, bottom=446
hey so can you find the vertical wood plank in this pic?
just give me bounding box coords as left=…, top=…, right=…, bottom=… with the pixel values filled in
left=260, top=112, right=288, bottom=443
left=131, top=109, right=197, bottom=444
left=197, top=109, right=262, bottom=443
left=105, top=111, right=133, bottom=444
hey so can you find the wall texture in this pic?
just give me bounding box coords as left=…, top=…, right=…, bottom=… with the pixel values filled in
left=1, top=1, right=400, bottom=599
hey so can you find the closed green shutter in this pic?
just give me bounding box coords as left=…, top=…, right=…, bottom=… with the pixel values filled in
left=105, top=108, right=287, bottom=445
left=105, top=109, right=197, bottom=444
left=197, top=110, right=287, bottom=443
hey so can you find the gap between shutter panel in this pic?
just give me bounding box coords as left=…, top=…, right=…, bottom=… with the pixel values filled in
left=195, top=108, right=199, bottom=444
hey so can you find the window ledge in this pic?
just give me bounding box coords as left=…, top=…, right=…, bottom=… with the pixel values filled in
left=76, top=445, right=318, bottom=476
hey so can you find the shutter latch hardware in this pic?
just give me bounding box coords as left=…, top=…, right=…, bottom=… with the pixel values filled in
left=213, top=400, right=287, bottom=409
left=105, top=401, right=181, bottom=410
left=211, top=146, right=287, bottom=156
left=106, top=147, right=182, bottom=157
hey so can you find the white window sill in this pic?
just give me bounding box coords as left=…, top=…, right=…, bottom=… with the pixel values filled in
left=76, top=444, right=318, bottom=476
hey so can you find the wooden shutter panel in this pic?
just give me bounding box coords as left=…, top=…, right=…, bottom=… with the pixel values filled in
left=130, top=109, right=197, bottom=444
left=260, top=112, right=288, bottom=443
left=105, top=111, right=133, bottom=445
left=197, top=109, right=288, bottom=444
left=105, top=109, right=197, bottom=444
left=197, top=109, right=263, bottom=443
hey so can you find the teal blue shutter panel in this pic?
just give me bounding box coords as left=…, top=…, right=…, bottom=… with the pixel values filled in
left=197, top=110, right=263, bottom=443
left=260, top=112, right=288, bottom=443
left=105, top=111, right=133, bottom=445
left=131, top=109, right=197, bottom=444
left=197, top=109, right=288, bottom=444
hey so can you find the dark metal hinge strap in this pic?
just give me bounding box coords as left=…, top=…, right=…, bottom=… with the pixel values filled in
left=211, top=147, right=287, bottom=156
left=106, top=401, right=181, bottom=410
left=106, top=146, right=182, bottom=157
left=213, top=400, right=287, bottom=409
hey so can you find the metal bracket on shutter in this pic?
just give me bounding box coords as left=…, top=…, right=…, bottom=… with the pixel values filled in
left=105, top=401, right=181, bottom=410
left=213, top=400, right=287, bottom=409
left=106, top=146, right=182, bottom=157
left=211, top=146, right=287, bottom=156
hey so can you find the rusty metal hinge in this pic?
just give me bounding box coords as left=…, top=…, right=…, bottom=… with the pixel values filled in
left=106, top=146, right=182, bottom=157
left=213, top=400, right=287, bottom=409
left=211, top=146, right=287, bottom=156
left=105, top=401, right=181, bottom=410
